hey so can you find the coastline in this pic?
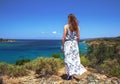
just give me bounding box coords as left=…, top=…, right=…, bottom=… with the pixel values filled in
left=0, top=38, right=15, bottom=42
left=0, top=37, right=120, bottom=83
left=0, top=40, right=88, bottom=64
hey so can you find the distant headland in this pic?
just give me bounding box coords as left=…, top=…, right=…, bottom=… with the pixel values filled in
left=83, top=36, right=120, bottom=45
left=0, top=38, right=15, bottom=42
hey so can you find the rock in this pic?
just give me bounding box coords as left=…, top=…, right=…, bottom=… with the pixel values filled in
left=104, top=79, right=113, bottom=84
left=78, top=79, right=88, bottom=84
left=0, top=77, right=3, bottom=84
left=111, top=77, right=120, bottom=84
left=87, top=74, right=99, bottom=84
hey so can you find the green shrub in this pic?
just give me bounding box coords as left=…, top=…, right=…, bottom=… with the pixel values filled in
left=52, top=53, right=60, bottom=58
left=35, top=57, right=64, bottom=77
left=85, top=37, right=120, bottom=78
left=81, top=56, right=91, bottom=66
left=109, top=65, right=120, bottom=78
left=15, top=58, right=30, bottom=65
left=105, top=59, right=120, bottom=78
left=53, top=53, right=64, bottom=60
left=8, top=66, right=28, bottom=77
left=99, top=59, right=120, bottom=78
left=0, top=57, right=64, bottom=77
left=0, top=62, right=12, bottom=75
left=0, top=62, right=28, bottom=77
left=24, top=57, right=64, bottom=77
left=23, top=61, right=35, bottom=70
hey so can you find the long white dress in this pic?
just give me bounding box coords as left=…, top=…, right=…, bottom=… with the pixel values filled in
left=64, top=25, right=87, bottom=76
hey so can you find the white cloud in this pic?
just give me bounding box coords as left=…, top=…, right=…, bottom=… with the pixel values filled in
left=41, top=32, right=45, bottom=34
left=52, top=31, right=57, bottom=34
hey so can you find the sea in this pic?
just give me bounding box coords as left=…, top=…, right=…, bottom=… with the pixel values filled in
left=0, top=39, right=88, bottom=64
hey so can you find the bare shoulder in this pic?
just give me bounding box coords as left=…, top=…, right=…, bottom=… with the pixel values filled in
left=64, top=24, right=69, bottom=30
left=78, top=26, right=80, bottom=31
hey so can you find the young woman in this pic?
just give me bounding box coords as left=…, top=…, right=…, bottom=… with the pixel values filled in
left=62, top=14, right=87, bottom=80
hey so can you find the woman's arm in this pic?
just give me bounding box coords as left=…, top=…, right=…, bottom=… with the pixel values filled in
left=77, top=27, right=80, bottom=44
left=62, top=25, right=67, bottom=45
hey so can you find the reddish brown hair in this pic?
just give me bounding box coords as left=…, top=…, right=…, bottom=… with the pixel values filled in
left=68, top=14, right=78, bottom=32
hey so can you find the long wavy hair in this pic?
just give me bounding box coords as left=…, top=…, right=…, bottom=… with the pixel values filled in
left=68, top=14, right=78, bottom=32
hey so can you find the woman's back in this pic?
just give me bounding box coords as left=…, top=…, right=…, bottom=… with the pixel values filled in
left=65, top=24, right=78, bottom=41
left=62, top=14, right=87, bottom=80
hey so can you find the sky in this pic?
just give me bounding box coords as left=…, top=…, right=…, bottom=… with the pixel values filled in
left=0, top=0, right=120, bottom=39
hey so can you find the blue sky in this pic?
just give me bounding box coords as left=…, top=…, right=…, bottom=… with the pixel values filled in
left=0, top=0, right=120, bottom=39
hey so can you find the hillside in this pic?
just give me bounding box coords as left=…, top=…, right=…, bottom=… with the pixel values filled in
left=84, top=36, right=120, bottom=79
left=84, top=36, right=120, bottom=45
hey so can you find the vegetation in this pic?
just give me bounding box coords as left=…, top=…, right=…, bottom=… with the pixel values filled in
left=15, top=58, right=31, bottom=65
left=0, top=57, right=64, bottom=77
left=85, top=36, right=120, bottom=45
left=81, top=55, right=91, bottom=67
left=52, top=53, right=61, bottom=58
left=24, top=57, right=64, bottom=77
left=85, top=36, right=120, bottom=78
left=0, top=62, right=28, bottom=77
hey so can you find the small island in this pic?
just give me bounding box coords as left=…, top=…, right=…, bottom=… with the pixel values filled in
left=0, top=38, right=16, bottom=42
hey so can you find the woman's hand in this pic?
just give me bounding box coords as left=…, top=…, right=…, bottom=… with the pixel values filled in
left=62, top=25, right=68, bottom=45
left=61, top=45, right=64, bottom=52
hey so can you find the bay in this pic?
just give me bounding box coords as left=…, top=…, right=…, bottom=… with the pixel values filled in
left=0, top=39, right=88, bottom=64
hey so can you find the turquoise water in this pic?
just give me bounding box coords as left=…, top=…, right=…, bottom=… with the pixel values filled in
left=0, top=40, right=88, bottom=64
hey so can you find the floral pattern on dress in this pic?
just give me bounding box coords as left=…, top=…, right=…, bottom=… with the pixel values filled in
left=66, top=28, right=78, bottom=41
left=63, top=27, right=87, bottom=76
